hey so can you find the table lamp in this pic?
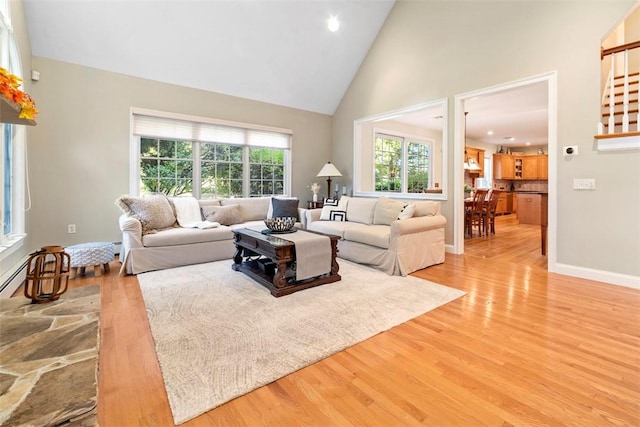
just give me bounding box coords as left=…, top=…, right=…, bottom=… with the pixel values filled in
left=316, top=162, right=342, bottom=200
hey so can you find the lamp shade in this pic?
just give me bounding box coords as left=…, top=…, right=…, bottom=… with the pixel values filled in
left=316, top=162, right=342, bottom=177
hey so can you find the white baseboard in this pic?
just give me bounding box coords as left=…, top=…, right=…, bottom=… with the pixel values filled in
left=0, top=256, right=29, bottom=298
left=554, top=263, right=640, bottom=289
left=444, top=244, right=639, bottom=289
left=445, top=244, right=458, bottom=254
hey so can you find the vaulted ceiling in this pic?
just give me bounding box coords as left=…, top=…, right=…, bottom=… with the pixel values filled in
left=23, top=0, right=396, bottom=115
left=22, top=0, right=549, bottom=146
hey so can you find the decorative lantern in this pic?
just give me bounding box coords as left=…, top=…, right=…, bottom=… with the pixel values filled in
left=23, top=246, right=70, bottom=304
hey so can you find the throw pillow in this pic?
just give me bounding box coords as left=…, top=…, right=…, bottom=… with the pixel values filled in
left=270, top=197, right=299, bottom=220
left=414, top=200, right=439, bottom=217
left=373, top=196, right=406, bottom=225
left=202, top=204, right=243, bottom=226
left=115, top=194, right=176, bottom=235
left=397, top=203, right=416, bottom=220
left=319, top=198, right=349, bottom=221
left=329, top=210, right=347, bottom=221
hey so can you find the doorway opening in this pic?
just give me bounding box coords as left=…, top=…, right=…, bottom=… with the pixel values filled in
left=453, top=72, right=557, bottom=272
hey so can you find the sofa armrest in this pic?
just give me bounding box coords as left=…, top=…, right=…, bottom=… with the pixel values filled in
left=391, top=214, right=447, bottom=235
left=305, top=208, right=322, bottom=225
left=297, top=207, right=308, bottom=229
left=119, top=214, right=144, bottom=249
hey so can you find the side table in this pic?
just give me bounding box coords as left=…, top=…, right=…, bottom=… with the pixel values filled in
left=307, top=200, right=324, bottom=209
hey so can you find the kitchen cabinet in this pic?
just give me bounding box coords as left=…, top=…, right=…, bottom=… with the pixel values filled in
left=517, top=193, right=542, bottom=225
left=465, top=146, right=485, bottom=177
left=493, top=153, right=548, bottom=180
left=522, top=156, right=538, bottom=179
left=493, top=154, right=514, bottom=179
left=495, top=192, right=513, bottom=214
left=513, top=157, right=523, bottom=179
left=537, top=154, right=548, bottom=179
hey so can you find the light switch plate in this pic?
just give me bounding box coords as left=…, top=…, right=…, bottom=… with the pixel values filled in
left=573, top=178, right=596, bottom=190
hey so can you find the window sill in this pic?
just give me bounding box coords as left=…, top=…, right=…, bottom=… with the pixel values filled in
left=0, top=234, right=27, bottom=261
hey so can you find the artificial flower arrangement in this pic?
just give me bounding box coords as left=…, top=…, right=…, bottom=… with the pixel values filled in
left=0, top=67, right=39, bottom=121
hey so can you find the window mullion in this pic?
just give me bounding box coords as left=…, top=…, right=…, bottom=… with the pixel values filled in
left=243, top=145, right=250, bottom=196
left=191, top=141, right=200, bottom=199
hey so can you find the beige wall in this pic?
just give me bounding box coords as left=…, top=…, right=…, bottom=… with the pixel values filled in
left=332, top=0, right=640, bottom=277
left=21, top=58, right=330, bottom=254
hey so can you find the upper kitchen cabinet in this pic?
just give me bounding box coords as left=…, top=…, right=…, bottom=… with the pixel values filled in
left=493, top=154, right=514, bottom=179
left=522, top=156, right=538, bottom=179
left=493, top=153, right=548, bottom=180
left=537, top=154, right=548, bottom=179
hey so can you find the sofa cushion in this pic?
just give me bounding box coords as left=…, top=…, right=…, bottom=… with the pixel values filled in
left=307, top=220, right=368, bottom=239
left=202, top=205, right=243, bottom=226
left=221, top=197, right=269, bottom=221
left=414, top=200, right=439, bottom=217
left=270, top=197, right=299, bottom=220
left=346, top=197, right=377, bottom=225
left=198, top=199, right=222, bottom=209
left=142, top=226, right=234, bottom=247
left=343, top=225, right=391, bottom=249
left=115, top=194, right=176, bottom=235
left=373, top=196, right=406, bottom=225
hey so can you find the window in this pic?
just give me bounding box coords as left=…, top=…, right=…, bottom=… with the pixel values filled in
left=374, top=131, right=432, bottom=193
left=475, top=154, right=493, bottom=189
left=132, top=109, right=291, bottom=198
left=353, top=99, right=447, bottom=200
left=0, top=6, right=27, bottom=257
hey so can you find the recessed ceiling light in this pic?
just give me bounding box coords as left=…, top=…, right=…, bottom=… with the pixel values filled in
left=487, top=130, right=493, bottom=135
left=525, top=142, right=531, bottom=146
left=328, top=16, right=340, bottom=32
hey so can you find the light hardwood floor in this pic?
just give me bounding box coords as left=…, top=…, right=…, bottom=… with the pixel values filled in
left=24, top=215, right=640, bottom=426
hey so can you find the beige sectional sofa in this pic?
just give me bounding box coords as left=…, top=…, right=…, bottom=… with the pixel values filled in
left=117, top=195, right=304, bottom=275
left=117, top=194, right=446, bottom=277
left=305, top=196, right=446, bottom=276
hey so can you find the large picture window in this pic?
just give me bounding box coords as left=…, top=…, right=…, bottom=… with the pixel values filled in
left=132, top=109, right=291, bottom=198
left=374, top=132, right=432, bottom=193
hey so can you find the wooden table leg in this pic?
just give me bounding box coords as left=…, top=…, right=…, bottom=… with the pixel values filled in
left=273, top=259, right=288, bottom=289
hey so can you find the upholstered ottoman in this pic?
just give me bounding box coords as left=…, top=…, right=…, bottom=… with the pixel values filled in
left=66, top=242, right=115, bottom=279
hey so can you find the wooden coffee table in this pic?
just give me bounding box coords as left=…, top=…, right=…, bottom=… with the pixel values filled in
left=231, top=228, right=340, bottom=297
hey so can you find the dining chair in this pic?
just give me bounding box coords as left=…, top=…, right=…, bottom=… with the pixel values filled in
left=484, top=189, right=502, bottom=235
left=466, top=189, right=489, bottom=237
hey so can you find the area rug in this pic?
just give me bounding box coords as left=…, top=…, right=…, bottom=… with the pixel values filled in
left=138, top=259, right=465, bottom=425
left=0, top=285, right=100, bottom=427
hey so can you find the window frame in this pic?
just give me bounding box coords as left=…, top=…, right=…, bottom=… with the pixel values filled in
left=0, top=7, right=28, bottom=260
left=373, top=129, right=434, bottom=194
left=353, top=98, right=448, bottom=201
left=130, top=108, right=292, bottom=198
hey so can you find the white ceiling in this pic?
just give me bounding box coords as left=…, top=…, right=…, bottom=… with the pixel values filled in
left=22, top=0, right=548, bottom=145
left=22, top=0, right=396, bottom=115
left=464, top=81, right=549, bottom=147
left=389, top=81, right=549, bottom=148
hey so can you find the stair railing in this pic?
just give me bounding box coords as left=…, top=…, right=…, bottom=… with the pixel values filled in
left=598, top=40, right=640, bottom=135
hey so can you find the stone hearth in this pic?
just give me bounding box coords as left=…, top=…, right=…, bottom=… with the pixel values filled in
left=0, top=285, right=100, bottom=426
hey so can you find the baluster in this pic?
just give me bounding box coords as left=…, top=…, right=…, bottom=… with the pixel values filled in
left=622, top=49, right=629, bottom=132
left=608, top=54, right=615, bottom=134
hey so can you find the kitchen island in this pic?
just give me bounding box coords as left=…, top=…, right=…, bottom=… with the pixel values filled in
left=516, top=191, right=548, bottom=255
